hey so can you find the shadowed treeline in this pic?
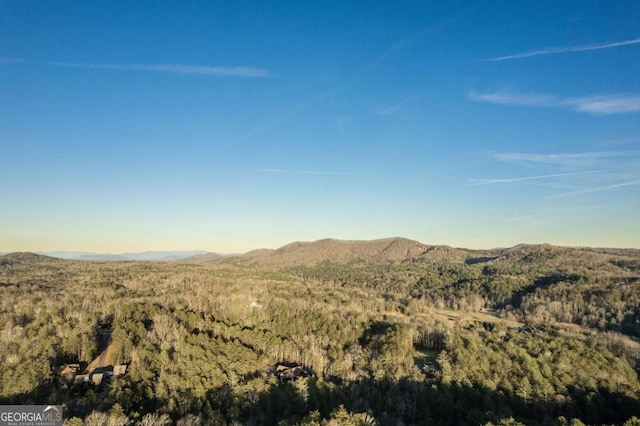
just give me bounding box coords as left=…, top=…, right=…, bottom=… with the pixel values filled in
left=2, top=372, right=640, bottom=425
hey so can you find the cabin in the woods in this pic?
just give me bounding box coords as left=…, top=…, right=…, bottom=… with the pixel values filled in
left=57, top=363, right=128, bottom=387
left=421, top=361, right=441, bottom=378
left=274, top=363, right=307, bottom=382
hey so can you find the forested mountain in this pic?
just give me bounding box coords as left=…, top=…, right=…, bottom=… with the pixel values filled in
left=1, top=240, right=639, bottom=425
left=238, top=238, right=431, bottom=266
left=0, top=252, right=65, bottom=264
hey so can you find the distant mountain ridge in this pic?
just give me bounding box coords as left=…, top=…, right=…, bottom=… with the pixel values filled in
left=74, top=254, right=132, bottom=261
left=120, top=251, right=209, bottom=261
left=2, top=239, right=639, bottom=267
left=28, top=250, right=210, bottom=261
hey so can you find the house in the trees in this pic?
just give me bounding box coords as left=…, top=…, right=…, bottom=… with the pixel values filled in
left=56, top=363, right=128, bottom=387
left=274, top=363, right=307, bottom=382
left=421, top=361, right=441, bottom=378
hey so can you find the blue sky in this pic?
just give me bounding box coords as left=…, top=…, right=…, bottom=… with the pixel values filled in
left=1, top=1, right=639, bottom=252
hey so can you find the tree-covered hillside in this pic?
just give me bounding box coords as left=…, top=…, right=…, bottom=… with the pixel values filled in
left=0, top=242, right=639, bottom=425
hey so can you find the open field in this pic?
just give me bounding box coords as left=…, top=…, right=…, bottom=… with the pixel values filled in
left=429, top=308, right=523, bottom=328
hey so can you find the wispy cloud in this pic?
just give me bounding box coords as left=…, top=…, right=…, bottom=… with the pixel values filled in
left=468, top=90, right=557, bottom=107
left=250, top=168, right=354, bottom=175
left=377, top=101, right=406, bottom=117
left=466, top=170, right=603, bottom=186
left=564, top=94, right=640, bottom=114
left=488, top=37, right=640, bottom=61
left=494, top=151, right=640, bottom=167
left=469, top=89, right=640, bottom=115
left=375, top=97, right=416, bottom=117
left=472, top=149, right=640, bottom=199
left=555, top=180, right=640, bottom=197
left=217, top=13, right=465, bottom=151
left=502, top=206, right=600, bottom=222
left=46, top=62, right=272, bottom=77
left=0, top=57, right=24, bottom=64
left=366, top=20, right=453, bottom=69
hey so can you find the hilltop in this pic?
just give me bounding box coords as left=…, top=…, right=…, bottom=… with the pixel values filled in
left=0, top=252, right=64, bottom=265
left=237, top=237, right=433, bottom=266
left=184, top=252, right=226, bottom=262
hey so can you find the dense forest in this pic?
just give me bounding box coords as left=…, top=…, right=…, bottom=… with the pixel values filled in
left=1, top=239, right=639, bottom=425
